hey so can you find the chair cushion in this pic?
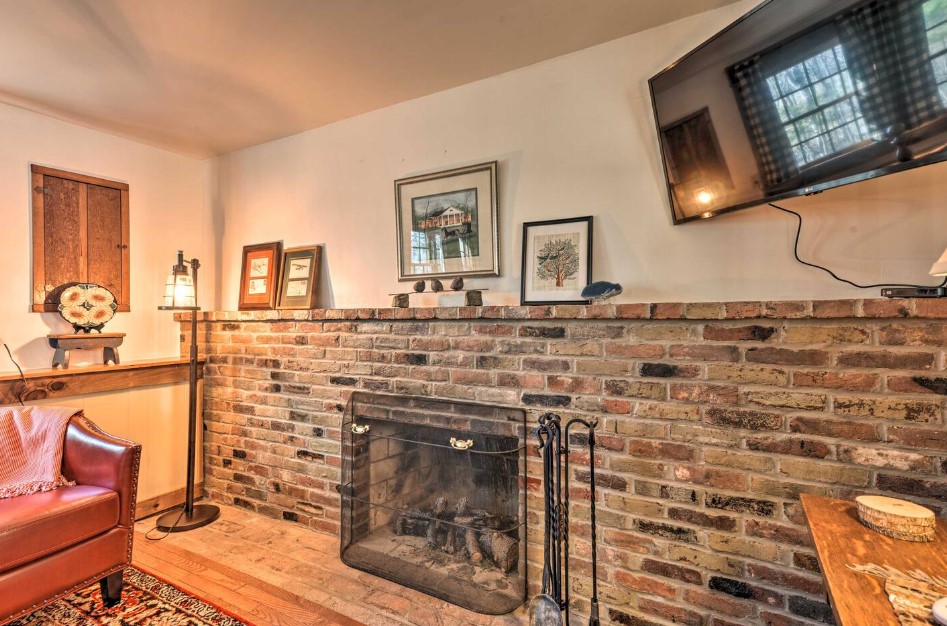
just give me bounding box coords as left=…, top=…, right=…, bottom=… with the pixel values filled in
left=0, top=485, right=118, bottom=574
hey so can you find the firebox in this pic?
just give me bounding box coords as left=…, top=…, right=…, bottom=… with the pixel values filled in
left=340, top=391, right=527, bottom=615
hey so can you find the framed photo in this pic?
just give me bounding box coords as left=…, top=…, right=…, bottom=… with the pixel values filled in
left=395, top=161, right=499, bottom=281
left=520, top=216, right=593, bottom=305
left=277, top=245, right=322, bottom=310
left=238, top=241, right=282, bottom=310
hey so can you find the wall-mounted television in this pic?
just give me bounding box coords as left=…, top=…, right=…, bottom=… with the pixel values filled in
left=650, top=0, right=947, bottom=224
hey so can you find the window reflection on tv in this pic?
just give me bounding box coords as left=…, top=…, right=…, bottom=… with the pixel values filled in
left=650, top=0, right=947, bottom=223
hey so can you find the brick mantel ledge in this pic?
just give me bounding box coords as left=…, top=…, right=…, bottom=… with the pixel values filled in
left=176, top=298, right=946, bottom=323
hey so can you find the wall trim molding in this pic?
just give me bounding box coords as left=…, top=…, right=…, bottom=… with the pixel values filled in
left=0, top=358, right=204, bottom=404
left=135, top=482, right=205, bottom=521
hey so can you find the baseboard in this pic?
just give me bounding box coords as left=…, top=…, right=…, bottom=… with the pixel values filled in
left=135, top=483, right=205, bottom=520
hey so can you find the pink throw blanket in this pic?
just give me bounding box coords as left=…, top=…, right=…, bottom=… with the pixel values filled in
left=0, top=405, right=81, bottom=499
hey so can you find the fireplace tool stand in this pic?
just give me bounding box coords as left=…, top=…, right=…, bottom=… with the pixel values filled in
left=530, top=413, right=601, bottom=626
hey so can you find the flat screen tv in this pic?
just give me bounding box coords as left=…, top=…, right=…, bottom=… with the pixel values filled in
left=650, top=0, right=947, bottom=223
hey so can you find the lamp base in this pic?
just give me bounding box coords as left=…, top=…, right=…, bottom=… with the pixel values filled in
left=155, top=503, right=221, bottom=533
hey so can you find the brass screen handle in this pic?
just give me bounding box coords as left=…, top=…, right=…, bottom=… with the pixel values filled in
left=450, top=437, right=474, bottom=450
left=351, top=424, right=370, bottom=435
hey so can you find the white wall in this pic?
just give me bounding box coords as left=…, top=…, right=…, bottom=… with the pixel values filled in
left=213, top=0, right=947, bottom=306
left=0, top=102, right=213, bottom=370
left=0, top=102, right=212, bottom=503
left=32, top=385, right=200, bottom=506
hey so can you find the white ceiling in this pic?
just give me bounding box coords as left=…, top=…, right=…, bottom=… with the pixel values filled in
left=0, top=0, right=742, bottom=158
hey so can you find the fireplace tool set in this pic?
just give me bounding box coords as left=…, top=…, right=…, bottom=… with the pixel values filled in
left=529, top=413, right=601, bottom=626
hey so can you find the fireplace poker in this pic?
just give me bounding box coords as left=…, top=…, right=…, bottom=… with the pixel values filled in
left=563, top=417, right=601, bottom=626
left=551, top=414, right=564, bottom=603
left=529, top=414, right=565, bottom=626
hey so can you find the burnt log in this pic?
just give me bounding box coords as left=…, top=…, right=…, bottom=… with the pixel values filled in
left=391, top=508, right=430, bottom=536
left=478, top=531, right=519, bottom=573
left=425, top=496, right=450, bottom=548
left=490, top=531, right=518, bottom=573
left=455, top=497, right=470, bottom=517
left=391, top=496, right=516, bottom=569
left=465, top=528, right=483, bottom=563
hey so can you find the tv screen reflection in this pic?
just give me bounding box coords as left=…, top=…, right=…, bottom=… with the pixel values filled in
left=651, top=0, right=947, bottom=223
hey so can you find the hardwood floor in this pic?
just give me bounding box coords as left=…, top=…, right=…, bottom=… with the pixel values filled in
left=134, top=530, right=365, bottom=626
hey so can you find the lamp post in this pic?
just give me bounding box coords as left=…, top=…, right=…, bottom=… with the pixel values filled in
left=157, top=250, right=220, bottom=532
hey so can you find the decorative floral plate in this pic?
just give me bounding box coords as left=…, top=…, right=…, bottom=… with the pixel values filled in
left=58, top=283, right=117, bottom=333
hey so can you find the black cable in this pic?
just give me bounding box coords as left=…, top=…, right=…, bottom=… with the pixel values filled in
left=3, top=343, right=26, bottom=406
left=769, top=202, right=947, bottom=290
left=144, top=508, right=185, bottom=541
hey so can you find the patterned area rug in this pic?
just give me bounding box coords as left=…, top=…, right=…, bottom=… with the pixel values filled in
left=10, top=567, right=250, bottom=625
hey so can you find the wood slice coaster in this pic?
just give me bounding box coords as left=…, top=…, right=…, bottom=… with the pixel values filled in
left=856, top=496, right=935, bottom=542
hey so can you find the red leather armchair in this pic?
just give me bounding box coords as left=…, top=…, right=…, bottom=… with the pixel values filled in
left=0, top=414, right=141, bottom=624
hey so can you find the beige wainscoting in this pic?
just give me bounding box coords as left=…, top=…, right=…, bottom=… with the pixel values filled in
left=2, top=360, right=204, bottom=515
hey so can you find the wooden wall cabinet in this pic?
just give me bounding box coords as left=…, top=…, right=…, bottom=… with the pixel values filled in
left=31, top=165, right=130, bottom=312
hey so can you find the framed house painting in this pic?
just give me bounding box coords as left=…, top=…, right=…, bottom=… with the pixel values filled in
left=277, top=245, right=322, bottom=310
left=520, top=216, right=593, bottom=305
left=395, top=161, right=499, bottom=281
left=238, top=241, right=282, bottom=310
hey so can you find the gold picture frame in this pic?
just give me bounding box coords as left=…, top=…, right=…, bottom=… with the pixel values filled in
left=277, top=245, right=322, bottom=310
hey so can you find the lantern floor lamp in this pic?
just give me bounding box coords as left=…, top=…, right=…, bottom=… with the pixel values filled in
left=157, top=250, right=220, bottom=532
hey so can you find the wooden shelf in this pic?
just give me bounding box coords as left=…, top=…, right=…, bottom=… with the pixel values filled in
left=0, top=358, right=204, bottom=404
left=801, top=494, right=947, bottom=626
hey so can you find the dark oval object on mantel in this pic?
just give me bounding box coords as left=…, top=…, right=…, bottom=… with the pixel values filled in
left=581, top=281, right=623, bottom=302
left=413, top=280, right=425, bottom=293
left=450, top=277, right=464, bottom=291
left=431, top=279, right=444, bottom=292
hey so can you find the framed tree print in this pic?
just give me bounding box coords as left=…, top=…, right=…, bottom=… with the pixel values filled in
left=520, top=216, right=593, bottom=305
left=277, top=245, right=322, bottom=310
left=238, top=241, right=282, bottom=310
left=395, top=161, right=499, bottom=281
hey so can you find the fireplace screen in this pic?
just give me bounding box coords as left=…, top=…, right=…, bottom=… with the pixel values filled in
left=340, top=392, right=527, bottom=615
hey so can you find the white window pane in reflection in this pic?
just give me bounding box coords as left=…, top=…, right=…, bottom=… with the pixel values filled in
left=767, top=40, right=873, bottom=166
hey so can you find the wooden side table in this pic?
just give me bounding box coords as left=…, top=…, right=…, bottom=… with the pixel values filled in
left=801, top=493, right=947, bottom=626
left=47, top=333, right=125, bottom=368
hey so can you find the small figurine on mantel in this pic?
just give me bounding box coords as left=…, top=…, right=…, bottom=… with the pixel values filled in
left=581, top=281, right=623, bottom=302
left=388, top=278, right=486, bottom=308
left=464, top=289, right=483, bottom=306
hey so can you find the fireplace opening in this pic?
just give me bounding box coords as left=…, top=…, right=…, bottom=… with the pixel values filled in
left=340, top=391, right=527, bottom=615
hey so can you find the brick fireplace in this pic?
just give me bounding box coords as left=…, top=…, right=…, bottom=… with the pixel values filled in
left=184, top=298, right=947, bottom=626
left=339, top=391, right=527, bottom=614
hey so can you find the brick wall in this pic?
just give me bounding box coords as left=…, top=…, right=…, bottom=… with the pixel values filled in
left=185, top=298, right=947, bottom=626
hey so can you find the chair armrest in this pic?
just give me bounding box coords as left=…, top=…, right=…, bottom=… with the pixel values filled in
left=61, top=415, right=142, bottom=527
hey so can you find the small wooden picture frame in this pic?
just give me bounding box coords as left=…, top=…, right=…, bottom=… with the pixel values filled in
left=277, top=245, right=322, bottom=310
left=238, top=241, right=282, bottom=310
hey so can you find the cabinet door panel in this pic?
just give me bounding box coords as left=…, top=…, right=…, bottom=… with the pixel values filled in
left=43, top=176, right=84, bottom=302
left=86, top=183, right=123, bottom=302
left=31, top=165, right=130, bottom=312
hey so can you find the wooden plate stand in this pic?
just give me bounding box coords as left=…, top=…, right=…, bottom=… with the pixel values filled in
left=47, top=333, right=125, bottom=368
